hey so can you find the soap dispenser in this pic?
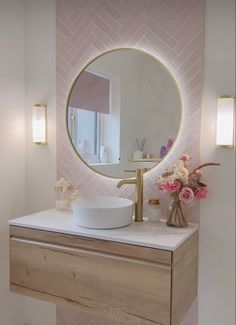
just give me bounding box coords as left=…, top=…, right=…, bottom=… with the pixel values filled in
left=54, top=178, right=72, bottom=210
left=147, top=198, right=162, bottom=222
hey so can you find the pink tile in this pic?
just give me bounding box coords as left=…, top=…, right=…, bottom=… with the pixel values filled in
left=56, top=0, right=204, bottom=323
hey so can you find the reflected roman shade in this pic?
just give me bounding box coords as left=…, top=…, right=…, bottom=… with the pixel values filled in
left=69, top=71, right=110, bottom=114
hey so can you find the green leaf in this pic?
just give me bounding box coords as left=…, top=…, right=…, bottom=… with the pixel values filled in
left=198, top=182, right=207, bottom=187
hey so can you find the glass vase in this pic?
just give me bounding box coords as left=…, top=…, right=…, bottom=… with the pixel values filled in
left=166, top=196, right=188, bottom=228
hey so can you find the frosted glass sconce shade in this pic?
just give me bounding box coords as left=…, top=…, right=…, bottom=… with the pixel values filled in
left=32, top=104, right=47, bottom=144
left=216, top=96, right=235, bottom=147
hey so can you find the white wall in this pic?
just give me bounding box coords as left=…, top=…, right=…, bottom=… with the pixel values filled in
left=0, top=0, right=57, bottom=324
left=199, top=0, right=235, bottom=324
left=0, top=0, right=26, bottom=324
left=25, top=0, right=56, bottom=214
left=24, top=0, right=57, bottom=324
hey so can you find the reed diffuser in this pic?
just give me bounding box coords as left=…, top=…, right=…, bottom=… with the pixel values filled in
left=133, top=138, right=146, bottom=160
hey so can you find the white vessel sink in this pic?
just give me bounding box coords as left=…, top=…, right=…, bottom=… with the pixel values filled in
left=72, top=196, right=134, bottom=229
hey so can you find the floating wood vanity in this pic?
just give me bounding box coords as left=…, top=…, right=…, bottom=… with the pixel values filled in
left=9, top=209, right=198, bottom=325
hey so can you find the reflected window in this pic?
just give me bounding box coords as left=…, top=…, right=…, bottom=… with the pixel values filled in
left=68, top=108, right=102, bottom=163
left=68, top=70, right=120, bottom=165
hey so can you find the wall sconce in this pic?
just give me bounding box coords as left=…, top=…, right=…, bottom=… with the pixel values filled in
left=32, top=104, right=47, bottom=144
left=216, top=96, right=235, bottom=147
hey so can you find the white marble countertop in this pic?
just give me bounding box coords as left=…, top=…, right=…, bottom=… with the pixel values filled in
left=9, top=209, right=198, bottom=251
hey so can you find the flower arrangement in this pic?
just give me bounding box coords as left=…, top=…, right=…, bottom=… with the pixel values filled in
left=156, top=154, right=220, bottom=227
left=157, top=154, right=219, bottom=202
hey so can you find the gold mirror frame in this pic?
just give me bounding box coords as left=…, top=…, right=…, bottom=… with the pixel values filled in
left=65, top=48, right=183, bottom=179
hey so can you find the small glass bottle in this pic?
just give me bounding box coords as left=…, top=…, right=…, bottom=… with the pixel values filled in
left=147, top=198, right=162, bottom=222
left=54, top=178, right=72, bottom=210
left=69, top=188, right=84, bottom=211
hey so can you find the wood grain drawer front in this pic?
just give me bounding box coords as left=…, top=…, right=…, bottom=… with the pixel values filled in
left=11, top=237, right=171, bottom=325
left=10, top=226, right=172, bottom=266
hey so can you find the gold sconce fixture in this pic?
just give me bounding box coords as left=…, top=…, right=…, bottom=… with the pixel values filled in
left=32, top=104, right=47, bottom=144
left=216, top=96, right=235, bottom=147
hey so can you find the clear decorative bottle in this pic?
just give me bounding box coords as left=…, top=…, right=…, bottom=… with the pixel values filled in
left=69, top=188, right=84, bottom=211
left=147, top=199, right=162, bottom=222
left=54, top=178, right=72, bottom=210
left=166, top=196, right=188, bottom=228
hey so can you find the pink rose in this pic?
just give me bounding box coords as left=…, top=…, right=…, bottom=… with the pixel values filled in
left=160, top=183, right=171, bottom=192
left=194, top=169, right=203, bottom=177
left=195, top=187, right=208, bottom=199
left=167, top=138, right=173, bottom=150
left=180, top=154, right=191, bottom=162
left=161, top=181, right=181, bottom=193
left=179, top=187, right=194, bottom=203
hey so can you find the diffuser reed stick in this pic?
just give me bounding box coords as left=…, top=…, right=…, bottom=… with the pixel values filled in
left=136, top=138, right=145, bottom=151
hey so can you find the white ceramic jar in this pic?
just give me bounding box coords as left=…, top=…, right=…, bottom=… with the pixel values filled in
left=133, top=150, right=143, bottom=160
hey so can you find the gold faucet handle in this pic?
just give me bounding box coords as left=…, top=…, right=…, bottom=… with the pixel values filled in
left=142, top=168, right=150, bottom=173
left=124, top=170, right=136, bottom=173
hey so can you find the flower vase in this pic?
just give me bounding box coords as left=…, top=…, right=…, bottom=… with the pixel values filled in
left=166, top=197, right=188, bottom=228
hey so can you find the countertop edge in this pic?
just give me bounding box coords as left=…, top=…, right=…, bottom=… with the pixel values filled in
left=9, top=219, right=198, bottom=252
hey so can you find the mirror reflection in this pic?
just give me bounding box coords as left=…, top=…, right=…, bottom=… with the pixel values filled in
left=67, top=49, right=181, bottom=178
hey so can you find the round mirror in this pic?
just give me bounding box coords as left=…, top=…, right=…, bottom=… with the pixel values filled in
left=67, top=49, right=181, bottom=179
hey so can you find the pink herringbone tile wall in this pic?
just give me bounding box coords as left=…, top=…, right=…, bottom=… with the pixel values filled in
left=56, top=0, right=204, bottom=324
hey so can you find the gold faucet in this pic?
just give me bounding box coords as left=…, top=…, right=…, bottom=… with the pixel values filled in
left=116, top=169, right=147, bottom=222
